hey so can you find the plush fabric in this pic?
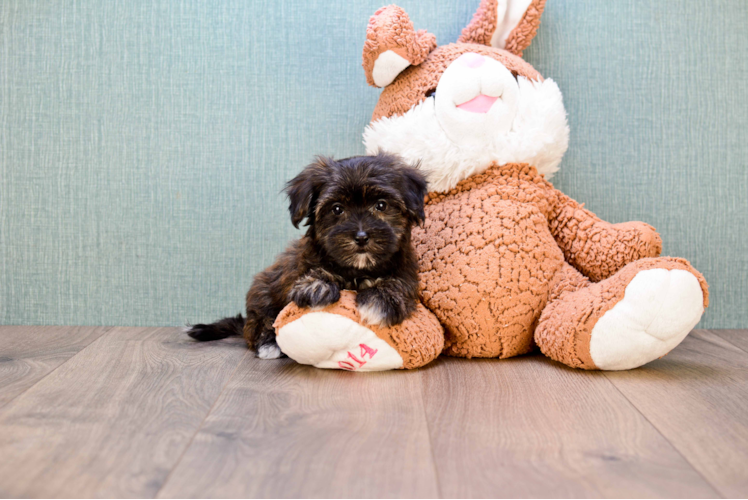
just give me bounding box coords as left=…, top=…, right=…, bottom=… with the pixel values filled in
left=414, top=162, right=708, bottom=364
left=362, top=5, right=437, bottom=88
left=275, top=0, right=710, bottom=371
left=364, top=72, right=569, bottom=190
left=458, top=0, right=545, bottom=57
left=503, top=0, right=545, bottom=56
left=370, top=44, right=542, bottom=122
left=274, top=291, right=444, bottom=370
left=585, top=267, right=706, bottom=370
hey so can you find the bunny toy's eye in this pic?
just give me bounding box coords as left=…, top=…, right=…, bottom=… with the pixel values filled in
left=332, top=204, right=344, bottom=216
left=375, top=200, right=388, bottom=211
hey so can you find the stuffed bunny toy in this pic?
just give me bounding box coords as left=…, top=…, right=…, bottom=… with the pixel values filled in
left=274, top=0, right=708, bottom=371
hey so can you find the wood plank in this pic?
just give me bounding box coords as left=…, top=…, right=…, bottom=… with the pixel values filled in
left=157, top=356, right=438, bottom=499
left=0, top=327, right=247, bottom=498
left=422, top=355, right=719, bottom=498
left=605, top=329, right=748, bottom=498
left=0, top=325, right=110, bottom=409
left=711, top=329, right=748, bottom=354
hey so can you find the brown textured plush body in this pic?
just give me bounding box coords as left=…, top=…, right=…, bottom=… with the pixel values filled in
left=262, top=0, right=710, bottom=372
left=414, top=162, right=708, bottom=366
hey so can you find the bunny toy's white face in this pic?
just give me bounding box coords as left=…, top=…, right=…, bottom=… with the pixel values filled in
left=361, top=0, right=569, bottom=193
left=436, top=52, right=521, bottom=146
left=363, top=50, right=569, bottom=193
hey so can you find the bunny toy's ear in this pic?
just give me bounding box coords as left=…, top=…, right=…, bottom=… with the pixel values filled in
left=458, top=0, right=546, bottom=57
left=362, top=5, right=437, bottom=88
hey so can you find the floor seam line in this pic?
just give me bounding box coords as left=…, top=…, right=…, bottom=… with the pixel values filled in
left=0, top=325, right=113, bottom=413
left=419, top=369, right=444, bottom=499
left=154, top=347, right=249, bottom=499
left=707, top=329, right=748, bottom=355
left=602, top=371, right=725, bottom=499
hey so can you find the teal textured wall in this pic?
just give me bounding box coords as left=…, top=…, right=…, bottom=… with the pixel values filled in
left=1, top=0, right=746, bottom=327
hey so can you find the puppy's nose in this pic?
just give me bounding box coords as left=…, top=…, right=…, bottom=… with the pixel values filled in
left=355, top=231, right=369, bottom=246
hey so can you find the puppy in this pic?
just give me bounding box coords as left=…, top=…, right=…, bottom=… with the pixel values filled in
left=186, top=152, right=428, bottom=359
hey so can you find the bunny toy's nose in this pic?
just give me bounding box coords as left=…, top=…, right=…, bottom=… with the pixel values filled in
left=457, top=52, right=485, bottom=68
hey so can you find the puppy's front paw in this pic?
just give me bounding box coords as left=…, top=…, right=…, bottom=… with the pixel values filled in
left=257, top=342, right=284, bottom=360
left=289, top=278, right=340, bottom=309
left=356, top=289, right=409, bottom=328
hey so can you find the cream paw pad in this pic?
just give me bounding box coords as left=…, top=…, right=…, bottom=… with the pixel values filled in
left=273, top=291, right=444, bottom=371
left=590, top=268, right=705, bottom=370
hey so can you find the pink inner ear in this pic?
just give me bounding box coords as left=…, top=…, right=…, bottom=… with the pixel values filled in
left=362, top=5, right=437, bottom=88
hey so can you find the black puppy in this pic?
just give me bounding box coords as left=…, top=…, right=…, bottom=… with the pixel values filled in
left=186, top=153, right=428, bottom=359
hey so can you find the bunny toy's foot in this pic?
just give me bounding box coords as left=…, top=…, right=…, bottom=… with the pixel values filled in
left=589, top=267, right=705, bottom=370
left=276, top=309, right=404, bottom=371
left=274, top=291, right=444, bottom=371
left=535, top=258, right=708, bottom=370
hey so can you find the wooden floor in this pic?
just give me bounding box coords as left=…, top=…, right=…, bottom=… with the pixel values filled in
left=0, top=327, right=746, bottom=498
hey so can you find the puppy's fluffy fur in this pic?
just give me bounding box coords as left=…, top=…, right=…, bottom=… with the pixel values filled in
left=186, top=153, right=428, bottom=359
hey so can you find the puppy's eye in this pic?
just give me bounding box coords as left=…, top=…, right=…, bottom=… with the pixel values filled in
left=375, top=200, right=388, bottom=212
left=332, top=204, right=344, bottom=216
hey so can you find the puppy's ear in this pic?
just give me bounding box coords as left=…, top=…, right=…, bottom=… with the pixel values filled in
left=398, top=163, right=428, bottom=225
left=285, top=157, right=333, bottom=228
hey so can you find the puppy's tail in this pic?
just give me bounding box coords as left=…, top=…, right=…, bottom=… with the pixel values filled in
left=185, top=314, right=245, bottom=341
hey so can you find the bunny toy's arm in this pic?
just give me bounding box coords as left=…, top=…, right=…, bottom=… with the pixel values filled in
left=547, top=188, right=662, bottom=282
